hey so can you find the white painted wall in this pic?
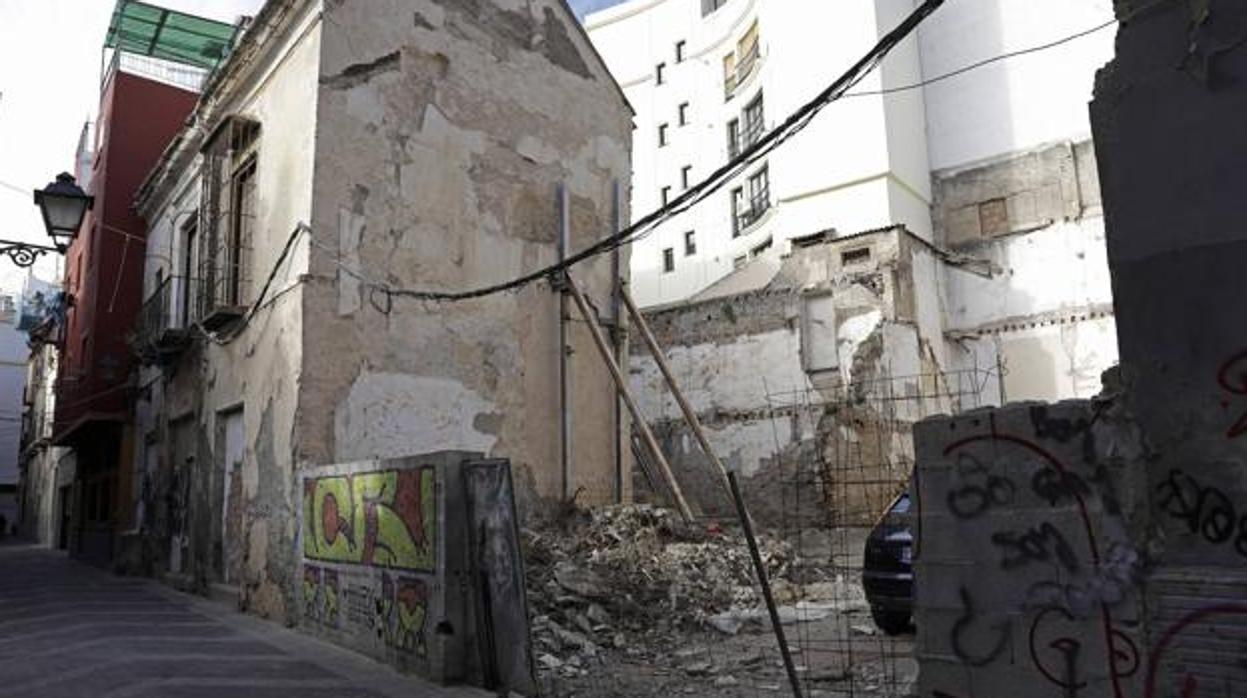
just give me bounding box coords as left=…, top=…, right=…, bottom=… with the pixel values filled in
left=918, top=0, right=1116, bottom=171
left=944, top=218, right=1113, bottom=331
left=587, top=0, right=932, bottom=307
left=632, top=325, right=812, bottom=420
left=942, top=217, right=1118, bottom=403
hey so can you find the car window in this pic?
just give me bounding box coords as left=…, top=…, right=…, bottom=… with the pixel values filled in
left=891, top=493, right=911, bottom=514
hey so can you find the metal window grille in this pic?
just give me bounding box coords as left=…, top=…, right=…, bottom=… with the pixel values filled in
left=197, top=116, right=258, bottom=329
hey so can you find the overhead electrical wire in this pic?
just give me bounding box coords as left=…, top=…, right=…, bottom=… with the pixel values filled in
left=365, top=0, right=948, bottom=306
left=842, top=18, right=1116, bottom=98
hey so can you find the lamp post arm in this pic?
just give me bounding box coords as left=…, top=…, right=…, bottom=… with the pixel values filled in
left=0, top=239, right=65, bottom=268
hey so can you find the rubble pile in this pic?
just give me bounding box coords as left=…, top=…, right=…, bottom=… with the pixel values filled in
left=522, top=504, right=818, bottom=677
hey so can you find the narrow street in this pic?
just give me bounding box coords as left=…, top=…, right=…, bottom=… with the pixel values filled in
left=0, top=543, right=485, bottom=698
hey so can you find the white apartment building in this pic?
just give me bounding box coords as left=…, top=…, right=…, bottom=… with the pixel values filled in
left=606, top=0, right=1122, bottom=517
left=586, top=0, right=933, bottom=307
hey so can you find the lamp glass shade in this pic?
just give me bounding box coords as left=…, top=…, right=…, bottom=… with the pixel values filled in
left=34, top=173, right=92, bottom=246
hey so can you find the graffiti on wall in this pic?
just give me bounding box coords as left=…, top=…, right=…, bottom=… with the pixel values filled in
left=374, top=573, right=429, bottom=657
left=303, top=565, right=341, bottom=628
left=1216, top=349, right=1247, bottom=438
left=303, top=467, right=436, bottom=571
left=932, top=414, right=1144, bottom=698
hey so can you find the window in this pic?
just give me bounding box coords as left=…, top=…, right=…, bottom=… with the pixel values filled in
left=681, top=165, right=692, bottom=190
left=200, top=116, right=260, bottom=323
left=748, top=165, right=770, bottom=215
left=702, top=0, right=728, bottom=16
left=662, top=248, right=675, bottom=273
left=661, top=186, right=671, bottom=206
left=727, top=118, right=740, bottom=158
left=732, top=255, right=747, bottom=269
left=658, top=123, right=669, bottom=147
left=841, top=247, right=872, bottom=265
left=738, top=21, right=760, bottom=79
left=656, top=62, right=666, bottom=85
left=731, top=187, right=745, bottom=237
left=733, top=165, right=771, bottom=234
left=684, top=230, right=697, bottom=256
left=226, top=160, right=256, bottom=307
left=179, top=214, right=198, bottom=324
left=722, top=53, right=737, bottom=98
left=743, top=92, right=765, bottom=149
left=751, top=236, right=773, bottom=257
left=678, top=102, right=689, bottom=126
left=675, top=40, right=686, bottom=63
left=723, top=20, right=761, bottom=99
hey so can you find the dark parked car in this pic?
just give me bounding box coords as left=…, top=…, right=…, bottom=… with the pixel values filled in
left=862, top=491, right=913, bottom=635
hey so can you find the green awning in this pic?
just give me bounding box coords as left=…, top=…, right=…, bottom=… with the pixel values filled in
left=104, top=0, right=239, bottom=71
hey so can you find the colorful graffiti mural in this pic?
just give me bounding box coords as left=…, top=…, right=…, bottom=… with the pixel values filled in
left=303, top=467, right=436, bottom=571
left=375, top=573, right=429, bottom=657
left=302, top=565, right=343, bottom=628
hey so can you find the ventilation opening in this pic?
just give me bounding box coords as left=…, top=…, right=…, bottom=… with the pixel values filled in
left=841, top=247, right=871, bottom=265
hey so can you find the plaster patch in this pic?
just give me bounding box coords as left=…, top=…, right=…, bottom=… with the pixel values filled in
left=248, top=518, right=269, bottom=578
left=515, top=134, right=559, bottom=165
left=334, top=371, right=498, bottom=461
left=338, top=208, right=364, bottom=316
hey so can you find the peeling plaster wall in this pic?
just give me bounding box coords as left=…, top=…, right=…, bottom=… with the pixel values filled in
left=937, top=143, right=1119, bottom=405
left=132, top=0, right=321, bottom=620
left=630, top=229, right=954, bottom=525
left=302, top=0, right=633, bottom=516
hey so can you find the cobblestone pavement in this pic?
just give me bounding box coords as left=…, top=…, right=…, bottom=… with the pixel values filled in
left=0, top=543, right=486, bottom=698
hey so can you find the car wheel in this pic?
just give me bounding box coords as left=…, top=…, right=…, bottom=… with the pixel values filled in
left=870, top=607, right=911, bottom=635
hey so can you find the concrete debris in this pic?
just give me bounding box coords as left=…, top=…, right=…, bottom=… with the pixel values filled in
left=683, top=660, right=714, bottom=676
left=523, top=504, right=819, bottom=676
left=553, top=561, right=609, bottom=599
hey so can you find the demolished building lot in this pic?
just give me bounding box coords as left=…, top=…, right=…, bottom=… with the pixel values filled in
left=522, top=504, right=916, bottom=696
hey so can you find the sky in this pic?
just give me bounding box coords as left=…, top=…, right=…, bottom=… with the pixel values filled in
left=0, top=0, right=264, bottom=295
left=568, top=0, right=628, bottom=18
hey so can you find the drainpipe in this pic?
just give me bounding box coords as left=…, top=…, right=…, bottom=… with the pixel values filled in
left=610, top=180, right=623, bottom=504
left=557, top=184, right=572, bottom=502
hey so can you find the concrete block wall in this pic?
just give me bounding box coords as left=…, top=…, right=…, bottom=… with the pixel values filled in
left=914, top=399, right=1149, bottom=698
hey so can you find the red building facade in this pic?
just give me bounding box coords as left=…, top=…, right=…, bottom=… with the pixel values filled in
left=55, top=63, right=200, bottom=564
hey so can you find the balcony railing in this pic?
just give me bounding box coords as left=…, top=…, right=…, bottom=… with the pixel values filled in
left=735, top=197, right=771, bottom=234
left=725, top=42, right=762, bottom=100
left=135, top=276, right=196, bottom=363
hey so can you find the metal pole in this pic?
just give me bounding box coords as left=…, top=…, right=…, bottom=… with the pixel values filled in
left=564, top=274, right=695, bottom=522
left=729, top=471, right=804, bottom=698
left=610, top=180, right=624, bottom=504
left=557, top=184, right=572, bottom=501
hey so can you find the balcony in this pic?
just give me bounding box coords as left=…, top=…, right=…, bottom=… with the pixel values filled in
left=735, top=198, right=772, bottom=234
left=724, top=39, right=762, bottom=100
left=134, top=276, right=195, bottom=363
left=198, top=258, right=248, bottom=331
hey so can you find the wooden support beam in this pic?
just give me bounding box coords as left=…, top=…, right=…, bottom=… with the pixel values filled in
left=564, top=274, right=695, bottom=523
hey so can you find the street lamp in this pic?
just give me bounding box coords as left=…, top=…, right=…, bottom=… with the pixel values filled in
left=34, top=173, right=92, bottom=250
left=0, top=173, right=93, bottom=268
